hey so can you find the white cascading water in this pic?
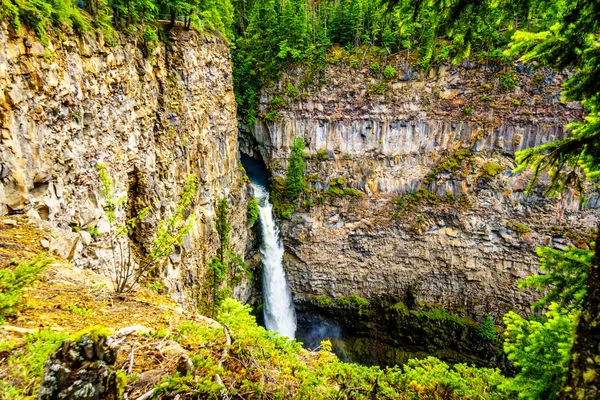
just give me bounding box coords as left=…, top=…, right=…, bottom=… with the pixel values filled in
left=252, top=183, right=297, bottom=339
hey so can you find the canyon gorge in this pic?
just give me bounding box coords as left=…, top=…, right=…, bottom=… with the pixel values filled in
left=1, top=3, right=599, bottom=396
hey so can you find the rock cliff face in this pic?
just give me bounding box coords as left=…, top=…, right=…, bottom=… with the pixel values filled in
left=0, top=23, right=250, bottom=306
left=244, top=56, right=599, bottom=318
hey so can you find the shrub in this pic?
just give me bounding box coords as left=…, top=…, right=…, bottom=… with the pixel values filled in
left=270, top=97, right=286, bottom=109
left=96, top=163, right=197, bottom=293
left=383, top=65, right=396, bottom=79
left=285, top=83, right=300, bottom=99
left=247, top=198, right=259, bottom=226
left=285, top=137, right=307, bottom=200
left=0, top=255, right=51, bottom=322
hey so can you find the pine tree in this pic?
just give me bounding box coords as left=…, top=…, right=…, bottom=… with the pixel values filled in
left=215, top=197, right=231, bottom=263
left=285, top=137, right=307, bottom=200
left=506, top=2, right=600, bottom=397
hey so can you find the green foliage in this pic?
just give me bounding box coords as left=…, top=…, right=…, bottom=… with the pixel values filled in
left=463, top=106, right=472, bottom=115
left=519, top=246, right=592, bottom=311
left=509, top=2, right=600, bottom=198
left=68, top=303, right=92, bottom=317
left=246, top=197, right=259, bottom=226
left=147, top=280, right=163, bottom=293
left=215, top=197, right=230, bottom=263
left=284, top=82, right=299, bottom=99
left=369, top=82, right=387, bottom=95
left=394, top=188, right=440, bottom=210
left=152, top=298, right=511, bottom=398
left=1, top=0, right=233, bottom=50
left=270, top=96, right=286, bottom=109
left=97, top=163, right=197, bottom=293
left=370, top=62, right=380, bottom=74
left=0, top=255, right=51, bottom=323
left=207, top=257, right=227, bottom=316
left=285, top=137, right=307, bottom=200
left=500, top=70, right=517, bottom=90
left=336, top=294, right=369, bottom=308
left=310, top=295, right=332, bottom=306
left=502, top=304, right=577, bottom=399
left=0, top=330, right=69, bottom=397
left=383, top=65, right=396, bottom=79
left=477, top=316, right=496, bottom=341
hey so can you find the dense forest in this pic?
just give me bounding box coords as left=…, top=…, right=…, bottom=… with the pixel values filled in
left=1, top=0, right=599, bottom=399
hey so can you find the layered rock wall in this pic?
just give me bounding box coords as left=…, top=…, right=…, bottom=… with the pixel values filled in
left=0, top=23, right=250, bottom=306
left=245, top=56, right=598, bottom=317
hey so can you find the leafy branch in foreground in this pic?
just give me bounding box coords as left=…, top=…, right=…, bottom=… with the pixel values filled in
left=502, top=304, right=577, bottom=400
left=97, top=162, right=197, bottom=293
left=0, top=255, right=52, bottom=323
left=519, top=246, right=593, bottom=312
left=514, top=112, right=600, bottom=198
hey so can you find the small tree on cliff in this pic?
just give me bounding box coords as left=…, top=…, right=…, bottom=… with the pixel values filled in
left=215, top=197, right=231, bottom=263
left=285, top=137, right=306, bottom=200
left=97, top=163, right=197, bottom=293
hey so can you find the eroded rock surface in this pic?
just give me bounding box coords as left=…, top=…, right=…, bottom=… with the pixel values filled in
left=0, top=23, right=251, bottom=306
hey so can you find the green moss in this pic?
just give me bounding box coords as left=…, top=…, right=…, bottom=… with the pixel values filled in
left=500, top=70, right=517, bottom=90
left=583, top=369, right=597, bottom=383
left=507, top=220, right=531, bottom=234
left=71, top=325, right=111, bottom=342
left=265, top=110, right=279, bottom=121
left=310, top=295, right=333, bottom=306
left=433, top=149, right=473, bottom=175
left=480, top=162, right=505, bottom=180
left=394, top=188, right=441, bottom=211
left=368, top=82, right=386, bottom=95
left=316, top=148, right=328, bottom=161
left=349, top=294, right=369, bottom=307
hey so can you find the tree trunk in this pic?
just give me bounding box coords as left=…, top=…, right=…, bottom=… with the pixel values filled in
left=166, top=8, right=176, bottom=31
left=561, top=223, right=600, bottom=399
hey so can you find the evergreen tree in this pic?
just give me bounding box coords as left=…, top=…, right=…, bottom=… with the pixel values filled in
left=507, top=2, right=600, bottom=397
left=285, top=137, right=307, bottom=200
left=215, top=197, right=231, bottom=263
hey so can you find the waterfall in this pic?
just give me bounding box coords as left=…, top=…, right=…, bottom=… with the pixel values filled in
left=252, top=183, right=297, bottom=339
